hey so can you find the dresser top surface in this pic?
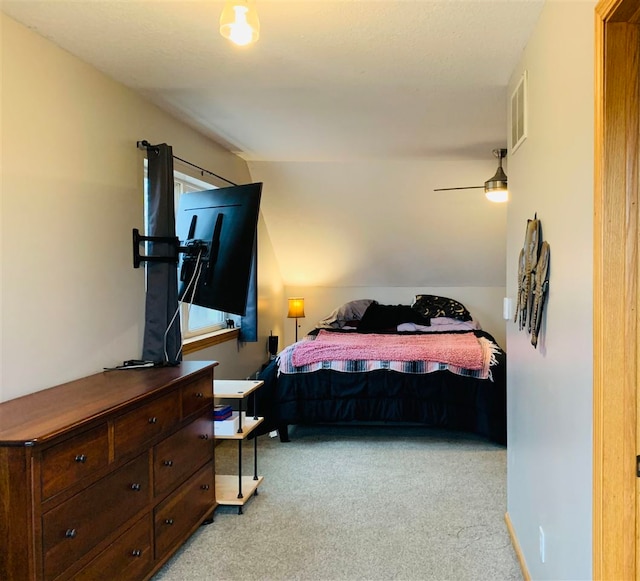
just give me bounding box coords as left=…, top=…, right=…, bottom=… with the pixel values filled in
left=0, top=361, right=218, bottom=446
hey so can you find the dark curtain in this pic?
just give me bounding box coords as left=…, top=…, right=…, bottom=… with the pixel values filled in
left=238, top=237, right=258, bottom=342
left=142, top=143, right=182, bottom=364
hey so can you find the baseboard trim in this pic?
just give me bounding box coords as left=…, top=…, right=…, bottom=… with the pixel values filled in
left=505, top=511, right=531, bottom=581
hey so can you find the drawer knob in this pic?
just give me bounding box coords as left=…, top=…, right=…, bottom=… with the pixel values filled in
left=163, top=460, right=174, bottom=467
left=199, top=434, right=209, bottom=440
left=74, top=454, right=87, bottom=463
left=130, top=483, right=142, bottom=491
left=148, top=416, right=158, bottom=424
left=201, top=484, right=210, bottom=490
left=65, top=529, right=77, bottom=539
left=195, top=392, right=204, bottom=398
left=131, top=549, right=142, bottom=558
left=164, top=518, right=174, bottom=525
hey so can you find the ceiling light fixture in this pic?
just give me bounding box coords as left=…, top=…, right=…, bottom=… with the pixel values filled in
left=483, top=149, right=509, bottom=203
left=220, top=0, right=260, bottom=47
left=433, top=148, right=509, bottom=203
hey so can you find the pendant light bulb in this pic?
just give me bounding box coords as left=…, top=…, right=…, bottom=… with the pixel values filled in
left=220, top=1, right=260, bottom=46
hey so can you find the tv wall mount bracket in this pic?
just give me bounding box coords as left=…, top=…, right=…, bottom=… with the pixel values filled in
left=132, top=228, right=206, bottom=269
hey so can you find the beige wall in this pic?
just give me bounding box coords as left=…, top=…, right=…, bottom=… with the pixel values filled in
left=0, top=13, right=283, bottom=400
left=505, top=1, right=595, bottom=579
left=250, top=159, right=507, bottom=291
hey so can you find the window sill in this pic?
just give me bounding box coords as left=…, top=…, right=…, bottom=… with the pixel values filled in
left=182, top=328, right=239, bottom=355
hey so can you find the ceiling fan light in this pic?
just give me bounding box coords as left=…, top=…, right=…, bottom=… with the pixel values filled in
left=432, top=147, right=509, bottom=201
left=220, top=0, right=260, bottom=46
left=484, top=152, right=508, bottom=202
left=485, top=187, right=509, bottom=203
left=485, top=164, right=507, bottom=187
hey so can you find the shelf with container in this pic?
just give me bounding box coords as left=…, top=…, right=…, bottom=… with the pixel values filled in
left=213, top=379, right=264, bottom=514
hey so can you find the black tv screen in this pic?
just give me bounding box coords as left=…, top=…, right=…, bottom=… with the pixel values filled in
left=176, top=182, right=262, bottom=316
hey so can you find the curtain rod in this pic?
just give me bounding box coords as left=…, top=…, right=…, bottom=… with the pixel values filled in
left=137, top=140, right=237, bottom=187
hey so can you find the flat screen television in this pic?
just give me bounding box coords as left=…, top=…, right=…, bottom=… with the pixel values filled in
left=175, top=182, right=262, bottom=316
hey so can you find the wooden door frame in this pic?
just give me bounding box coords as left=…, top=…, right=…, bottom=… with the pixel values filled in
left=594, top=0, right=640, bottom=578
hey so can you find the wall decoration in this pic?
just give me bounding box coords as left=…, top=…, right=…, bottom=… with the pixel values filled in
left=514, top=213, right=550, bottom=348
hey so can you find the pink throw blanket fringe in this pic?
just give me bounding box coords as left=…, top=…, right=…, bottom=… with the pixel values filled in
left=292, top=330, right=491, bottom=371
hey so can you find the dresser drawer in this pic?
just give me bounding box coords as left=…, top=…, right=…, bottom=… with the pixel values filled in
left=154, top=462, right=215, bottom=557
left=114, top=391, right=180, bottom=459
left=42, top=454, right=149, bottom=580
left=74, top=516, right=152, bottom=581
left=181, top=373, right=213, bottom=418
left=154, top=413, right=214, bottom=497
left=40, top=423, right=109, bottom=500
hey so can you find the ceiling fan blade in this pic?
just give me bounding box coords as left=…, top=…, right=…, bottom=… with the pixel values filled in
left=433, top=186, right=485, bottom=191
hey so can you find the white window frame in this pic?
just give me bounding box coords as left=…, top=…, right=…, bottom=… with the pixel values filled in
left=174, top=171, right=229, bottom=338
left=144, top=164, right=230, bottom=340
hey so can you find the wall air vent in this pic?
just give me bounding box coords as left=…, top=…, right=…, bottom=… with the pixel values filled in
left=510, top=70, right=528, bottom=154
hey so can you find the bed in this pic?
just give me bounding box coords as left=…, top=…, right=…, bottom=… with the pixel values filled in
left=256, top=296, right=506, bottom=445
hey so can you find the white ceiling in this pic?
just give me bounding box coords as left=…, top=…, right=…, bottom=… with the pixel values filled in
left=2, top=0, right=545, bottom=289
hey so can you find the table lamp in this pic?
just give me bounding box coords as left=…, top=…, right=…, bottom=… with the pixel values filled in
left=287, top=297, right=305, bottom=342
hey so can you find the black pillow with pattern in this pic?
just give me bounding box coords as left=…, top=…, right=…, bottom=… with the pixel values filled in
left=411, top=295, right=472, bottom=321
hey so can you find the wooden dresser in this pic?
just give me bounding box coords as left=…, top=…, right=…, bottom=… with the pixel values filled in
left=0, top=360, right=218, bottom=581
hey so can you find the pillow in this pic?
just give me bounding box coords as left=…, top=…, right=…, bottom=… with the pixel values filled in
left=411, top=295, right=472, bottom=321
left=358, top=303, right=431, bottom=332
left=317, top=299, right=376, bottom=329
left=398, top=318, right=481, bottom=333
left=429, top=317, right=480, bottom=329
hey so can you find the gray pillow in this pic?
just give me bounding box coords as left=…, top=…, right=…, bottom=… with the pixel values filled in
left=317, top=299, right=376, bottom=328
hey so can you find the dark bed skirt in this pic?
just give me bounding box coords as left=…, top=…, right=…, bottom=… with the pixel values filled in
left=256, top=354, right=506, bottom=445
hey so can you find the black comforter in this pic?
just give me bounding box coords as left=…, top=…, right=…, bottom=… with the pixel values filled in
left=255, top=329, right=506, bottom=445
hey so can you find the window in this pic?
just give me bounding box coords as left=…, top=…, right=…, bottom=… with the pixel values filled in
left=173, top=171, right=230, bottom=338
left=143, top=165, right=230, bottom=339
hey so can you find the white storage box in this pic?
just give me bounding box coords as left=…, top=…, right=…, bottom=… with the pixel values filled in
left=214, top=412, right=241, bottom=436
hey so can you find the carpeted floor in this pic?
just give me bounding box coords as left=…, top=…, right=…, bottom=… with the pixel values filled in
left=153, top=425, right=522, bottom=581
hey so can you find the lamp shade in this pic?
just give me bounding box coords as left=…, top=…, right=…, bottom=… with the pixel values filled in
left=287, top=297, right=305, bottom=319
left=220, top=0, right=260, bottom=46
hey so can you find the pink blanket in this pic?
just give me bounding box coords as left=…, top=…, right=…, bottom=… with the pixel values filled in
left=292, top=330, right=487, bottom=370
